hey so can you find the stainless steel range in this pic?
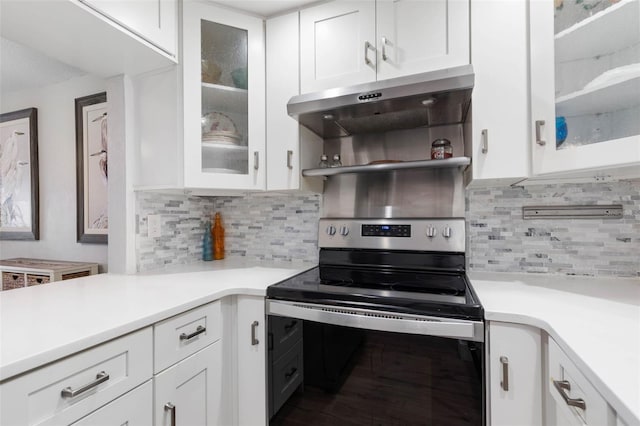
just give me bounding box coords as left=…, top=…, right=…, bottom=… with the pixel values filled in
left=266, top=217, right=484, bottom=425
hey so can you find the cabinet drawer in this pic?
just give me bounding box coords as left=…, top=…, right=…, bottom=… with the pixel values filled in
left=71, top=380, right=152, bottom=425
left=27, top=274, right=50, bottom=286
left=2, top=271, right=25, bottom=290
left=269, top=315, right=302, bottom=361
left=154, top=301, right=222, bottom=373
left=271, top=339, right=303, bottom=416
left=0, top=327, right=152, bottom=426
left=548, top=338, right=615, bottom=425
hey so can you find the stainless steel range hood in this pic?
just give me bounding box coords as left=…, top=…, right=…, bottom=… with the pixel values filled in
left=287, top=65, right=474, bottom=138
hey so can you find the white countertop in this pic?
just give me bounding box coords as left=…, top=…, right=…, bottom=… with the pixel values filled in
left=1, top=262, right=638, bottom=423
left=470, top=272, right=640, bottom=425
left=0, top=259, right=313, bottom=382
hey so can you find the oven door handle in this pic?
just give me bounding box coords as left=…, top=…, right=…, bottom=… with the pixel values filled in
left=267, top=300, right=483, bottom=342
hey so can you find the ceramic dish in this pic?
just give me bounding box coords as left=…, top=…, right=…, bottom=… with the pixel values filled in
left=201, top=111, right=240, bottom=137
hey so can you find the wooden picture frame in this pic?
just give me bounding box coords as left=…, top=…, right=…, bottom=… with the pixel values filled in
left=0, top=108, right=39, bottom=240
left=75, top=92, right=108, bottom=244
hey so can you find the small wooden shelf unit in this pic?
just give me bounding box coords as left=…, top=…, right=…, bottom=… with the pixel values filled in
left=0, top=258, right=99, bottom=291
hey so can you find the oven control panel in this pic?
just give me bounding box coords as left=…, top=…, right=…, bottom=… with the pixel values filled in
left=319, top=218, right=465, bottom=252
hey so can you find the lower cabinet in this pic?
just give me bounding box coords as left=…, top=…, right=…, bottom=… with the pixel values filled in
left=546, top=337, right=617, bottom=426
left=154, top=342, right=226, bottom=426
left=488, top=321, right=542, bottom=426
left=72, top=381, right=153, bottom=425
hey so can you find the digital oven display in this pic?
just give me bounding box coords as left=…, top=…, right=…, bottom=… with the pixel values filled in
left=361, top=224, right=411, bottom=237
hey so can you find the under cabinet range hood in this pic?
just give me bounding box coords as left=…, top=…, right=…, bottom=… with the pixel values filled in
left=287, top=65, right=474, bottom=138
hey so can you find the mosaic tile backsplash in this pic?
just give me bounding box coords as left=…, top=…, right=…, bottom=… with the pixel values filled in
left=136, top=192, right=321, bottom=272
left=466, top=180, right=640, bottom=277
left=137, top=180, right=639, bottom=277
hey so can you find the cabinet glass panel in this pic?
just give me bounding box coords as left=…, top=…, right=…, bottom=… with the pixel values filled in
left=553, top=0, right=639, bottom=150
left=200, top=20, right=249, bottom=174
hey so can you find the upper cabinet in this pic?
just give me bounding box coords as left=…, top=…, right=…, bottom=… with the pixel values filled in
left=299, top=0, right=470, bottom=93
left=0, top=0, right=177, bottom=78
left=134, top=2, right=266, bottom=193
left=183, top=2, right=265, bottom=191
left=529, top=0, right=640, bottom=179
left=467, top=0, right=530, bottom=186
left=78, top=0, right=177, bottom=56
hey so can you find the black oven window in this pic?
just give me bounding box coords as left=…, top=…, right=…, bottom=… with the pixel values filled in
left=269, top=320, right=484, bottom=426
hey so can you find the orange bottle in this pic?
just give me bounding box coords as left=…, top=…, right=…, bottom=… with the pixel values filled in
left=212, top=212, right=225, bottom=260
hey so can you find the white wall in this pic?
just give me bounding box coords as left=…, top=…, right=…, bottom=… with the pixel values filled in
left=0, top=75, right=108, bottom=271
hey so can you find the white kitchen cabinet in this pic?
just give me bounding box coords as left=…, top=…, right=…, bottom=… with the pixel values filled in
left=547, top=336, right=617, bottom=426
left=71, top=381, right=153, bottom=426
left=266, top=11, right=323, bottom=193
left=467, top=0, right=529, bottom=186
left=78, top=0, right=177, bottom=56
left=236, top=295, right=268, bottom=426
left=300, top=0, right=469, bottom=93
left=0, top=1, right=176, bottom=78
left=134, top=1, right=266, bottom=193
left=488, top=322, right=542, bottom=426
left=529, top=0, right=640, bottom=180
left=154, top=341, right=227, bottom=426
left=0, top=328, right=152, bottom=426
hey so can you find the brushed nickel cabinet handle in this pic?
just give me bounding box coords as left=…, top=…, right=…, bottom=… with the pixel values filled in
left=481, top=129, right=488, bottom=154
left=61, top=371, right=109, bottom=398
left=381, top=36, right=388, bottom=61
left=499, top=356, right=509, bottom=391
left=364, top=41, right=373, bottom=65
left=535, top=120, right=546, bottom=146
left=553, top=380, right=586, bottom=411
left=254, top=151, right=260, bottom=170
left=179, top=325, right=206, bottom=341
left=251, top=320, right=259, bottom=345
left=287, top=150, right=293, bottom=169
left=164, top=402, right=176, bottom=426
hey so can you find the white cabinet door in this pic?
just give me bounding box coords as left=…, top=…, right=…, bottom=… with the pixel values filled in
left=376, top=0, right=469, bottom=81
left=236, top=295, right=267, bottom=426
left=154, top=342, right=227, bottom=426
left=266, top=12, right=324, bottom=193
left=182, top=2, right=266, bottom=191
left=79, top=0, right=177, bottom=56
left=468, top=0, right=529, bottom=186
left=529, top=0, right=640, bottom=178
left=71, top=381, right=152, bottom=426
left=300, top=1, right=376, bottom=93
left=488, top=322, right=542, bottom=426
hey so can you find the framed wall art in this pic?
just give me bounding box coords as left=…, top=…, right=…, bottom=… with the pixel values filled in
left=0, top=107, right=39, bottom=240
left=75, top=92, right=108, bottom=244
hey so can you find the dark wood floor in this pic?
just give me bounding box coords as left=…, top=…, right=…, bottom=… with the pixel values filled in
left=271, top=330, right=483, bottom=426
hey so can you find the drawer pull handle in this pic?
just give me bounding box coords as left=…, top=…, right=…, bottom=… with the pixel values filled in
left=61, top=371, right=109, bottom=398
left=285, top=367, right=298, bottom=380
left=284, top=320, right=298, bottom=332
left=251, top=320, right=259, bottom=345
left=179, top=325, right=206, bottom=341
left=287, top=150, right=294, bottom=169
left=500, top=356, right=509, bottom=391
left=481, top=129, right=488, bottom=154
left=164, top=402, right=176, bottom=426
left=553, top=380, right=586, bottom=411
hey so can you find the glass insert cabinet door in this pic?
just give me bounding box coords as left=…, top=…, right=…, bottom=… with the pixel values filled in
left=182, top=2, right=265, bottom=190
left=530, top=0, right=640, bottom=175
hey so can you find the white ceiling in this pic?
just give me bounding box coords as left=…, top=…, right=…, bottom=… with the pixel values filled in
left=212, top=0, right=321, bottom=17
left=0, top=37, right=86, bottom=94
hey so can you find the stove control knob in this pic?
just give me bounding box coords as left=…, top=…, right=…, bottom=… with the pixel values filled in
left=326, top=225, right=337, bottom=236
left=442, top=226, right=452, bottom=239
left=426, top=226, right=437, bottom=238
left=339, top=226, right=349, bottom=236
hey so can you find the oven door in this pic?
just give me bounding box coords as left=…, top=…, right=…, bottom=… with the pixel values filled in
left=267, top=300, right=485, bottom=425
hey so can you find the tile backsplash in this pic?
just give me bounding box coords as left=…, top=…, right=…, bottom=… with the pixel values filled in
left=136, top=192, right=321, bottom=272
left=137, top=180, right=639, bottom=277
left=466, top=180, right=640, bottom=277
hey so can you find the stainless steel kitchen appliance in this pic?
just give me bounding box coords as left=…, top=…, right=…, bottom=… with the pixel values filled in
left=267, top=217, right=484, bottom=425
